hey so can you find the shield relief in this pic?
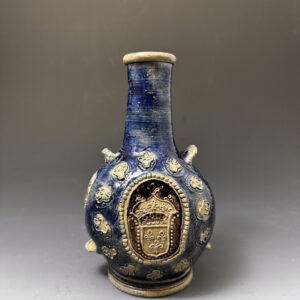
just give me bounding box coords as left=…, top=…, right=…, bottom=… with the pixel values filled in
left=141, top=225, right=170, bottom=257
left=126, top=180, right=182, bottom=261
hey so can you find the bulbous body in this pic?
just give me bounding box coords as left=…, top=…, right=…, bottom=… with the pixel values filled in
left=84, top=52, right=215, bottom=297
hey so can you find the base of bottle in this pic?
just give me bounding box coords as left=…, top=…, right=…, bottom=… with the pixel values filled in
left=108, top=267, right=193, bottom=297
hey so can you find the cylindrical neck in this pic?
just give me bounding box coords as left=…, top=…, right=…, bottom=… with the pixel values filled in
left=121, top=62, right=177, bottom=155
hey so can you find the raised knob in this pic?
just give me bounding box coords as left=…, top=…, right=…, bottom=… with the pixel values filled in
left=85, top=239, right=97, bottom=252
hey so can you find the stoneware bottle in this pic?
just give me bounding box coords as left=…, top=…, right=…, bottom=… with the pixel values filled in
left=84, top=52, right=215, bottom=297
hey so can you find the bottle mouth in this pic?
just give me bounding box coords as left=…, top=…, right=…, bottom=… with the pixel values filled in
left=123, top=51, right=176, bottom=65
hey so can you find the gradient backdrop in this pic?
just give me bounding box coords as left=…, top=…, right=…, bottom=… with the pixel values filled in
left=0, top=1, right=299, bottom=299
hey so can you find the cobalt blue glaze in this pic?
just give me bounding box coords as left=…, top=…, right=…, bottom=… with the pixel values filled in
left=84, top=53, right=215, bottom=297
left=122, top=63, right=176, bottom=154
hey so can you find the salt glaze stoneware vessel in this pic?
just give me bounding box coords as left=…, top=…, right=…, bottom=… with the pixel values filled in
left=84, top=52, right=215, bottom=297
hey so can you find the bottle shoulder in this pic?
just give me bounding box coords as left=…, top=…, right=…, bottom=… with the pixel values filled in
left=84, top=148, right=214, bottom=211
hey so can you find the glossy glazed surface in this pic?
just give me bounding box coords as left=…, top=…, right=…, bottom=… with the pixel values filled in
left=85, top=58, right=215, bottom=293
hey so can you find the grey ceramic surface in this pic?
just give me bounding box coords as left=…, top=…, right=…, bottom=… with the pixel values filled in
left=1, top=1, right=299, bottom=299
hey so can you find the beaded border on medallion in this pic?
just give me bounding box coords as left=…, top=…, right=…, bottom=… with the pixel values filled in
left=118, top=172, right=190, bottom=265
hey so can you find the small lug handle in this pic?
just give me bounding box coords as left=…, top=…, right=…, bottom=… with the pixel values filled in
left=182, top=145, right=198, bottom=164
left=102, top=148, right=120, bottom=163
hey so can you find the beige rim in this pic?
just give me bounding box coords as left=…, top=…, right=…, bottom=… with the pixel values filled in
left=123, top=52, right=176, bottom=65
left=108, top=268, right=193, bottom=297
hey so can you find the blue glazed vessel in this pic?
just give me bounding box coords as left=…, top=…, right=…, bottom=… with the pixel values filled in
left=84, top=52, right=215, bottom=297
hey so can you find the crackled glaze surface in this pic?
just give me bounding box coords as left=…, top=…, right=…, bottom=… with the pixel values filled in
left=84, top=54, right=215, bottom=296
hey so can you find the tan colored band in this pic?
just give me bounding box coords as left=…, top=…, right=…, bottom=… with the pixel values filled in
left=123, top=51, right=176, bottom=64
left=108, top=268, right=193, bottom=297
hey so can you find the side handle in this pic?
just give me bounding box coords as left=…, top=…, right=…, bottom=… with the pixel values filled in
left=101, top=148, right=120, bottom=163
left=182, top=145, right=198, bottom=165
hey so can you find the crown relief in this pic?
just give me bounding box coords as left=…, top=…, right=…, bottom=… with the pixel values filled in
left=131, top=187, right=177, bottom=221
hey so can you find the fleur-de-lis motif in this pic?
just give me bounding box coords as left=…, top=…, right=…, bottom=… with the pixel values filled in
left=144, top=229, right=167, bottom=255
left=200, top=228, right=210, bottom=243
left=101, top=246, right=117, bottom=260
left=197, top=199, right=211, bottom=220
left=93, top=213, right=110, bottom=234
left=111, top=162, right=128, bottom=180
left=166, top=158, right=182, bottom=173
left=190, top=176, right=203, bottom=190
left=95, top=184, right=111, bottom=204
left=120, top=264, right=136, bottom=276
left=173, top=259, right=190, bottom=272
left=146, top=269, right=163, bottom=281
left=138, top=151, right=156, bottom=169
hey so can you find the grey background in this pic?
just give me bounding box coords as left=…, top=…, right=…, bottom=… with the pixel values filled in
left=1, top=1, right=299, bottom=299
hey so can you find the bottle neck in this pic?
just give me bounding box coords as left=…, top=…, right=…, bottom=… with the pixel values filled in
left=121, top=62, right=177, bottom=155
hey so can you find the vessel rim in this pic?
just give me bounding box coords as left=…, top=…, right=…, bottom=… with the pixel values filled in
left=123, top=51, right=176, bottom=64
